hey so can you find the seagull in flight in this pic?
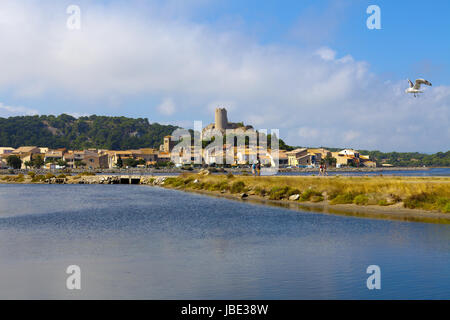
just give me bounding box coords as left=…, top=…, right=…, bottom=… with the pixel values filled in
left=405, top=79, right=432, bottom=97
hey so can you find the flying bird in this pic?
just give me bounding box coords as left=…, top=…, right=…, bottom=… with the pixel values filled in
left=405, top=78, right=432, bottom=97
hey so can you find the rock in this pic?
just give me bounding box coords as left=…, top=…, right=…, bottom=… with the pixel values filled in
left=240, top=193, right=248, bottom=199
left=289, top=194, right=300, bottom=201
left=193, top=179, right=199, bottom=184
left=198, top=169, right=211, bottom=176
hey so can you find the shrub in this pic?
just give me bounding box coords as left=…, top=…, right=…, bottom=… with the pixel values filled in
left=45, top=173, right=55, bottom=180
left=330, top=193, right=357, bottom=204
left=210, top=181, right=229, bottom=191
left=268, top=186, right=287, bottom=200
left=300, top=189, right=322, bottom=201
left=377, top=199, right=390, bottom=206
left=253, top=186, right=267, bottom=196
left=226, top=172, right=234, bottom=179
left=57, top=174, right=67, bottom=179
left=404, top=193, right=436, bottom=210
left=27, top=171, right=36, bottom=178
left=31, top=175, right=46, bottom=182
left=230, top=181, right=246, bottom=193
left=436, top=197, right=450, bottom=213
left=310, top=195, right=324, bottom=202
left=79, top=172, right=95, bottom=176
left=353, top=194, right=369, bottom=205
left=442, top=202, right=450, bottom=213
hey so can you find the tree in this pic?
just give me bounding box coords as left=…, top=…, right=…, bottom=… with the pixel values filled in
left=325, top=155, right=337, bottom=167
left=57, top=159, right=67, bottom=167
left=32, top=155, right=45, bottom=169
left=74, top=160, right=86, bottom=168
left=116, top=156, right=123, bottom=168
left=124, top=158, right=138, bottom=168
left=24, top=160, right=32, bottom=169
left=7, top=155, right=22, bottom=169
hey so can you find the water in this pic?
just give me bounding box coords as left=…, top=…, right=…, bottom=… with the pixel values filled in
left=0, top=184, right=449, bottom=299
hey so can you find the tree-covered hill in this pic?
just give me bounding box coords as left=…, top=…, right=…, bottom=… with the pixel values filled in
left=0, top=114, right=178, bottom=150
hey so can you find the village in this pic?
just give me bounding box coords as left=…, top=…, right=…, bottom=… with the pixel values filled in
left=0, top=109, right=377, bottom=171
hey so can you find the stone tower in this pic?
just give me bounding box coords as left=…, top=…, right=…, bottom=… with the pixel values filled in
left=214, top=108, right=228, bottom=131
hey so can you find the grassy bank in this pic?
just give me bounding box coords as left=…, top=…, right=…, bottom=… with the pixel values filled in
left=160, top=174, right=450, bottom=214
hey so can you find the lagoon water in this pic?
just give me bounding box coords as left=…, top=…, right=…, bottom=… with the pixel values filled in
left=0, top=184, right=449, bottom=299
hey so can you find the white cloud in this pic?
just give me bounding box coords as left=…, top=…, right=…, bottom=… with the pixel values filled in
left=316, top=47, right=336, bottom=61
left=157, top=98, right=176, bottom=116
left=0, top=1, right=448, bottom=152
left=0, top=102, right=38, bottom=116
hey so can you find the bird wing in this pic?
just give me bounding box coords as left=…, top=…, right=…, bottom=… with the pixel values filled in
left=407, top=79, right=414, bottom=88
left=414, top=79, right=432, bottom=90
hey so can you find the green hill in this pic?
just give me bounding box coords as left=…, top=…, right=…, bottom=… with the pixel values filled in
left=0, top=114, right=178, bottom=150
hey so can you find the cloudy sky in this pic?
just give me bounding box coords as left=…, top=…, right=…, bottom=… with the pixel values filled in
left=0, top=0, right=449, bottom=152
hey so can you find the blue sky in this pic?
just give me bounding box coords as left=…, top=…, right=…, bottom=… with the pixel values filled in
left=0, top=0, right=449, bottom=152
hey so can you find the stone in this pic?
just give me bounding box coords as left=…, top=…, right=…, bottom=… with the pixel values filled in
left=289, top=194, right=300, bottom=201
left=240, top=193, right=248, bottom=199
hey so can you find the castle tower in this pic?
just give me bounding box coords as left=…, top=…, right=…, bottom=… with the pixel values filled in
left=215, top=108, right=228, bottom=131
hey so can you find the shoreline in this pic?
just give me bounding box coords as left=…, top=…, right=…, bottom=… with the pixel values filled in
left=154, top=174, right=450, bottom=225
left=174, top=188, right=450, bottom=224
left=1, top=166, right=448, bottom=176
left=1, top=173, right=449, bottom=225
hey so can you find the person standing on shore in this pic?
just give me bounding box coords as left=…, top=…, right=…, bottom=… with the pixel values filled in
left=319, top=163, right=323, bottom=176
left=256, top=160, right=261, bottom=176
left=252, top=162, right=256, bottom=176
left=323, top=163, right=328, bottom=176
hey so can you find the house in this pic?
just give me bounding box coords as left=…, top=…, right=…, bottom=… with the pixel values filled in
left=362, top=160, right=377, bottom=168
left=286, top=148, right=307, bottom=166
left=278, top=151, right=289, bottom=167
left=64, top=150, right=108, bottom=169
left=307, top=148, right=331, bottom=160
left=331, top=149, right=361, bottom=167
left=83, top=151, right=108, bottom=169
left=0, top=147, right=15, bottom=168
left=286, top=148, right=318, bottom=166
left=157, top=151, right=171, bottom=164
left=44, top=150, right=64, bottom=163
left=11, top=146, right=43, bottom=169
left=12, top=146, right=41, bottom=155
left=0, top=147, right=15, bottom=155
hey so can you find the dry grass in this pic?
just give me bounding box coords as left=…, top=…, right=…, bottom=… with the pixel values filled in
left=164, top=174, right=450, bottom=213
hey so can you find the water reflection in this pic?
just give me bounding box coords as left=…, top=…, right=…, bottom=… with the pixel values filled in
left=0, top=184, right=449, bottom=299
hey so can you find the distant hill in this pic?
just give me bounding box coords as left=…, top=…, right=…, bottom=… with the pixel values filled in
left=0, top=114, right=178, bottom=150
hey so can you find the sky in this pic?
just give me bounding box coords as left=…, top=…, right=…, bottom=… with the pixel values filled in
left=0, top=0, right=449, bottom=152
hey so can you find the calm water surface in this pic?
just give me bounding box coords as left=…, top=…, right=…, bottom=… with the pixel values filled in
left=0, top=184, right=449, bottom=299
